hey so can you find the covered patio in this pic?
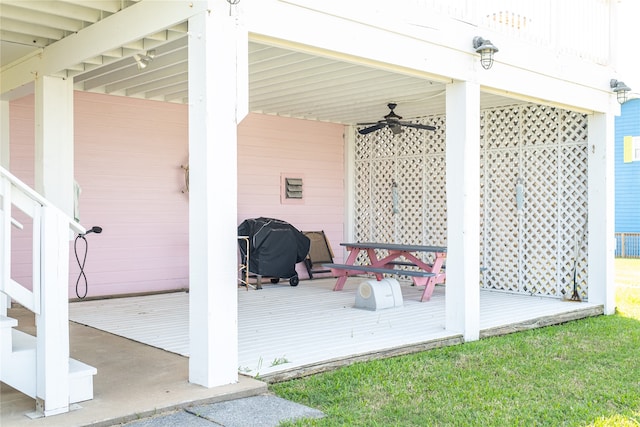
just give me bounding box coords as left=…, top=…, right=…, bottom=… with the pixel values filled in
left=2, top=276, right=602, bottom=425
left=67, top=277, right=602, bottom=381
left=1, top=0, right=618, bottom=419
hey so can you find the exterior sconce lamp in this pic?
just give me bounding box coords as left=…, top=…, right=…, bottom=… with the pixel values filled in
left=610, top=79, right=631, bottom=104
left=473, top=36, right=499, bottom=70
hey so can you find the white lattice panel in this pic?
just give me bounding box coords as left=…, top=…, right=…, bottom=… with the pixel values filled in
left=560, top=110, right=588, bottom=143
left=396, top=156, right=424, bottom=244
left=558, top=143, right=588, bottom=299
left=371, top=159, right=396, bottom=244
left=423, top=115, right=446, bottom=154
left=423, top=115, right=447, bottom=251
left=484, top=107, right=520, bottom=149
left=482, top=149, right=520, bottom=292
left=354, top=159, right=372, bottom=247
left=398, top=127, right=427, bottom=157
left=521, top=145, right=559, bottom=295
left=481, top=105, right=589, bottom=297
left=521, top=105, right=558, bottom=146
left=353, top=104, right=588, bottom=298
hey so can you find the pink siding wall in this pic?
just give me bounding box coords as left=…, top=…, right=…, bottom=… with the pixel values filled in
left=7, top=98, right=36, bottom=290
left=10, top=92, right=190, bottom=298
left=238, top=113, right=346, bottom=277
left=73, top=93, right=190, bottom=297
left=8, top=93, right=345, bottom=298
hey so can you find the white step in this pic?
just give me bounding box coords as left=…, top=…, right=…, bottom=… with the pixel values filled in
left=69, top=358, right=97, bottom=403
left=0, top=315, right=18, bottom=345
left=2, top=330, right=37, bottom=398
left=0, top=321, right=97, bottom=404
left=0, top=315, right=18, bottom=328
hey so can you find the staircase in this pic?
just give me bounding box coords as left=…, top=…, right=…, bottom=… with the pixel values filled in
left=1, top=166, right=97, bottom=417
left=1, top=315, right=97, bottom=407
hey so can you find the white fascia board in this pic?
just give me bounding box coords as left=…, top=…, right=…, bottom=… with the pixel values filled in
left=478, top=63, right=614, bottom=114
left=0, top=0, right=208, bottom=96
left=471, top=28, right=616, bottom=113
left=246, top=0, right=461, bottom=83
left=247, top=0, right=615, bottom=114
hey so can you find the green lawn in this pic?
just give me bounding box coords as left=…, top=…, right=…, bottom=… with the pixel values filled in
left=615, top=258, right=640, bottom=320
left=271, top=259, right=640, bottom=426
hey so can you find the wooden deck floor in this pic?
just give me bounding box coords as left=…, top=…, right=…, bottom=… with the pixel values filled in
left=69, top=277, right=603, bottom=381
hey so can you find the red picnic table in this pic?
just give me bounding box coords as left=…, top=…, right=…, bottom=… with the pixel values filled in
left=323, top=242, right=447, bottom=302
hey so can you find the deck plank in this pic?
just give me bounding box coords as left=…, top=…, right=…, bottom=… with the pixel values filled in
left=69, top=278, right=602, bottom=379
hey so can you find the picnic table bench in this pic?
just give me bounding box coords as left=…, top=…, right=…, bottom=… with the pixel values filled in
left=323, top=242, right=447, bottom=302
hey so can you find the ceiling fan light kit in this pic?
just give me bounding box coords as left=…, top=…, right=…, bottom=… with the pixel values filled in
left=357, top=103, right=436, bottom=136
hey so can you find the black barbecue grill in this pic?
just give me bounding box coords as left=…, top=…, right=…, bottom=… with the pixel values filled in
left=237, top=217, right=310, bottom=288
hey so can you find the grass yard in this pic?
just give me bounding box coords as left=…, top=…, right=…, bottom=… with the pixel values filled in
left=271, top=259, right=640, bottom=426
left=616, top=258, right=640, bottom=320
left=615, top=258, right=640, bottom=286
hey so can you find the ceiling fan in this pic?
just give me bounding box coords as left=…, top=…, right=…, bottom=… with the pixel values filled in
left=357, top=103, right=436, bottom=135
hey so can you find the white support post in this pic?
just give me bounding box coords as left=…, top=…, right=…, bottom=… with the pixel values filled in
left=344, top=126, right=356, bottom=244
left=31, top=71, right=75, bottom=416
left=34, top=75, right=75, bottom=218
left=1, top=100, right=10, bottom=316
left=587, top=112, right=616, bottom=314
left=36, top=207, right=70, bottom=416
left=445, top=80, right=481, bottom=341
left=187, top=1, right=246, bottom=387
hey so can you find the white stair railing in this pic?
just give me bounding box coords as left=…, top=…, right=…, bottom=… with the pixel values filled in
left=0, top=166, right=88, bottom=417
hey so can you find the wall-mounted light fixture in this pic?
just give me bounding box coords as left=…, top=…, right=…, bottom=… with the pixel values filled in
left=133, top=50, right=156, bottom=70
left=473, top=36, right=499, bottom=70
left=610, top=79, right=631, bottom=104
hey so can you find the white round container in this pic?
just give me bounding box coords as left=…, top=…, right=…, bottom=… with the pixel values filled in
left=355, top=278, right=403, bottom=310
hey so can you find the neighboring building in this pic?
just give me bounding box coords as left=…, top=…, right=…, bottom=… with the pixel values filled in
left=615, top=98, right=640, bottom=257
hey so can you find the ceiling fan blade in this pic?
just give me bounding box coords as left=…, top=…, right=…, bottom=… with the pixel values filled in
left=358, top=123, right=387, bottom=135
left=398, top=122, right=437, bottom=131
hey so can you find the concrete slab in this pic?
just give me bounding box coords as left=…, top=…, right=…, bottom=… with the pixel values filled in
left=115, top=394, right=326, bottom=427
left=120, top=410, right=218, bottom=426
left=113, top=394, right=324, bottom=427
left=188, top=395, right=325, bottom=427
left=1, top=306, right=267, bottom=427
